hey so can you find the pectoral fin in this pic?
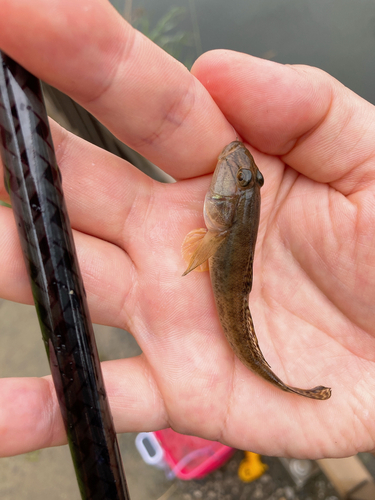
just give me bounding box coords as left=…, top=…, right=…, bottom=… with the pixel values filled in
left=182, top=228, right=226, bottom=276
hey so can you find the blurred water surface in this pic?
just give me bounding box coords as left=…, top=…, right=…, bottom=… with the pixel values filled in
left=128, top=0, right=375, bottom=103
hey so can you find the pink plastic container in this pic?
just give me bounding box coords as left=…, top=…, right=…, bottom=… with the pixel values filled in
left=154, top=428, right=235, bottom=480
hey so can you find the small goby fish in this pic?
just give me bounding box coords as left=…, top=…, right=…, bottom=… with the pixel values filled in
left=182, top=141, right=331, bottom=400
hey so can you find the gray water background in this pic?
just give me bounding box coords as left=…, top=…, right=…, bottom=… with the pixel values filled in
left=129, top=0, right=375, bottom=104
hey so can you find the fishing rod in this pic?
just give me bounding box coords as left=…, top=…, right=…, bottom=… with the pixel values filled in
left=0, top=52, right=131, bottom=500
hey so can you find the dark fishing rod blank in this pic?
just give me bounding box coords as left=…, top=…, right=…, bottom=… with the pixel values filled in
left=0, top=51, right=131, bottom=500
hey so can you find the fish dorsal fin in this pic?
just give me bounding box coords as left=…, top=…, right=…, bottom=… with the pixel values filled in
left=182, top=228, right=227, bottom=276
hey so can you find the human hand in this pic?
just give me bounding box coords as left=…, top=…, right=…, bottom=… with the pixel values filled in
left=1, top=0, right=375, bottom=460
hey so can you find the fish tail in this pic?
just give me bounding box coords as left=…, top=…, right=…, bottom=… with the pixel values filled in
left=249, top=360, right=332, bottom=400
left=250, top=362, right=332, bottom=400
left=243, top=306, right=331, bottom=400
left=285, top=385, right=332, bottom=400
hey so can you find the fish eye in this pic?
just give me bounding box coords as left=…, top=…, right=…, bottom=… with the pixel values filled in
left=256, top=170, right=264, bottom=186
left=236, top=169, right=253, bottom=187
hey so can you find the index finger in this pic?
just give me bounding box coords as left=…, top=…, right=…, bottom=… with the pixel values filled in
left=0, top=0, right=234, bottom=180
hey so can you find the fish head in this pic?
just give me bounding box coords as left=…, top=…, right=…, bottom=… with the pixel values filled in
left=204, top=141, right=264, bottom=231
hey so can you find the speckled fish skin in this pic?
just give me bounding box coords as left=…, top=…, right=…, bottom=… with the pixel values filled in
left=201, top=141, right=331, bottom=400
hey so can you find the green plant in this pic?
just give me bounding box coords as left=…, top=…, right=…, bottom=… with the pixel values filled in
left=132, top=6, right=195, bottom=68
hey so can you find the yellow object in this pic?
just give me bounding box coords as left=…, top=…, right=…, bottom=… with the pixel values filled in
left=238, top=451, right=268, bottom=482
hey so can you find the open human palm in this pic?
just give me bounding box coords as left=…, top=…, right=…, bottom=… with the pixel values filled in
left=1, top=0, right=375, bottom=460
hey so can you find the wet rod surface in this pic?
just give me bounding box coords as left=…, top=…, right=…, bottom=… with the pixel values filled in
left=0, top=52, right=131, bottom=500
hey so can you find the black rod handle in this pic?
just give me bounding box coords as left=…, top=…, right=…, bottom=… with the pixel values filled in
left=0, top=52, right=130, bottom=500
